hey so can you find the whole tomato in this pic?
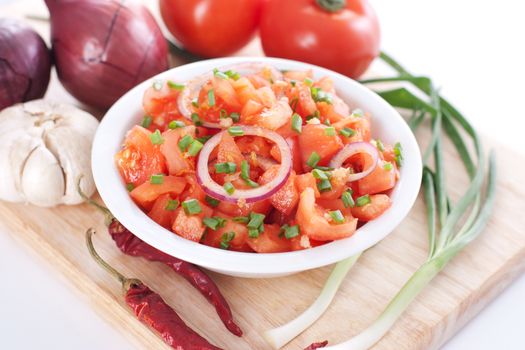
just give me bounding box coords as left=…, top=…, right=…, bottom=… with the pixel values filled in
left=159, top=0, right=262, bottom=57
left=260, top=0, right=380, bottom=78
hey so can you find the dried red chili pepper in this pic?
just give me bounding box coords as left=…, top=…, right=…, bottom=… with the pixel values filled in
left=85, top=228, right=222, bottom=350
left=304, top=340, right=328, bottom=350
left=78, top=184, right=242, bottom=337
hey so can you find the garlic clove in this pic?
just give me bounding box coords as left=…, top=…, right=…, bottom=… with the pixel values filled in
left=21, top=145, right=64, bottom=207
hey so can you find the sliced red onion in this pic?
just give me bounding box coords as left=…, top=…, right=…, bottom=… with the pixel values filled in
left=329, top=142, right=379, bottom=182
left=196, top=125, right=291, bottom=203
left=178, top=63, right=283, bottom=128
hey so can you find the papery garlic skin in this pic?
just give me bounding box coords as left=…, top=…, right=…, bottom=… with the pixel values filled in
left=0, top=100, right=98, bottom=207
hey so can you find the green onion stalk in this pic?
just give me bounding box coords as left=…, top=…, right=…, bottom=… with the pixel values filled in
left=263, top=52, right=497, bottom=349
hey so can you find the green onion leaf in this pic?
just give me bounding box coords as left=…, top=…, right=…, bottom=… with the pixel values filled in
left=233, top=216, right=249, bottom=224
left=149, top=129, right=164, bottom=145
left=215, top=162, right=237, bottom=174
left=230, top=112, right=240, bottom=122
left=248, top=228, right=260, bottom=238
left=306, top=152, right=320, bottom=168
left=150, top=174, right=164, bottom=185
left=339, top=127, right=356, bottom=137
left=192, top=98, right=199, bottom=108
left=317, top=179, right=332, bottom=192
left=356, top=194, right=371, bottom=207
left=187, top=140, right=203, bottom=156
left=167, top=80, right=185, bottom=90
left=219, top=231, right=235, bottom=249
left=283, top=225, right=300, bottom=239
left=213, top=68, right=229, bottom=79
left=182, top=199, right=202, bottom=215
left=291, top=113, right=302, bottom=134
left=329, top=210, right=345, bottom=224
left=383, top=162, right=393, bottom=171
left=165, top=199, right=179, bottom=211
left=324, top=126, right=336, bottom=136
left=352, top=108, right=364, bottom=117
left=141, top=116, right=152, bottom=128
left=152, top=80, right=163, bottom=91
left=205, top=195, right=220, bottom=207
left=312, top=169, right=328, bottom=180
left=228, top=126, right=244, bottom=136
left=191, top=113, right=202, bottom=126
left=219, top=109, right=228, bottom=119
left=223, top=182, right=235, bottom=195
left=168, top=120, right=185, bottom=129
left=304, top=77, right=313, bottom=86
left=394, top=142, right=403, bottom=167
left=178, top=134, right=194, bottom=152
left=247, top=212, right=265, bottom=229
left=224, top=70, right=240, bottom=80
left=126, top=183, right=135, bottom=192
left=342, top=189, right=355, bottom=208
left=290, top=97, right=299, bottom=112
left=208, top=89, right=216, bottom=106
left=376, top=139, right=385, bottom=152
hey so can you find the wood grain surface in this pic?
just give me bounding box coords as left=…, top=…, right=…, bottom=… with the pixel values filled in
left=1, top=1, right=525, bottom=349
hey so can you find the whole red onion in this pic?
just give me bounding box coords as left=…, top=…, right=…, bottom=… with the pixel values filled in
left=45, top=0, right=169, bottom=110
left=0, top=18, right=52, bottom=111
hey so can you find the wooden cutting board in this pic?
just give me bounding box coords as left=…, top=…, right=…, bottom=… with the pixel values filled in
left=1, top=1, right=525, bottom=349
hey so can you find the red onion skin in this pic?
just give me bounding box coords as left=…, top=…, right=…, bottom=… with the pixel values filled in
left=0, top=19, right=51, bottom=110
left=45, top=0, right=169, bottom=110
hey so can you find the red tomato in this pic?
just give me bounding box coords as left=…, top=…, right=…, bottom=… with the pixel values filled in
left=260, top=0, right=380, bottom=78
left=160, top=126, right=196, bottom=176
left=296, top=187, right=357, bottom=241
left=130, top=176, right=186, bottom=209
left=351, top=194, right=391, bottom=221
left=259, top=167, right=299, bottom=215
left=159, top=0, right=262, bottom=57
left=147, top=193, right=177, bottom=229
left=172, top=200, right=213, bottom=242
left=115, top=126, right=166, bottom=187
left=298, top=124, right=343, bottom=170
left=358, top=160, right=397, bottom=195
left=246, top=224, right=292, bottom=253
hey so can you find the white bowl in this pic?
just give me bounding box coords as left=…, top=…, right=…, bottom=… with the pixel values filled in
left=92, top=57, right=422, bottom=278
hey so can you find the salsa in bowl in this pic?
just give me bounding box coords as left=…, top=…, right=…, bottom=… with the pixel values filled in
left=92, top=57, right=422, bottom=277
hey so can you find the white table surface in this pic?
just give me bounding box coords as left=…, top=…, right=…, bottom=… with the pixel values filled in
left=1, top=0, right=524, bottom=349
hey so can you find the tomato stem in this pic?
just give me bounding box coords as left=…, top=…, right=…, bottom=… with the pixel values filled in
left=315, top=0, right=346, bottom=13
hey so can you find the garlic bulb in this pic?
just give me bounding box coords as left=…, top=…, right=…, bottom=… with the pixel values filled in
left=0, top=100, right=98, bottom=207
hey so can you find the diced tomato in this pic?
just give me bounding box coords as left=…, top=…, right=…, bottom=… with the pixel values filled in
left=285, top=82, right=317, bottom=118
left=244, top=98, right=292, bottom=130
left=295, top=172, right=321, bottom=198
left=298, top=124, right=343, bottom=170
left=259, top=167, right=299, bottom=215
left=351, top=194, right=392, bottom=221
left=160, top=126, right=196, bottom=176
left=296, top=187, right=357, bottom=241
left=143, top=81, right=180, bottom=117
left=172, top=200, right=213, bottom=242
left=316, top=198, right=352, bottom=216
left=246, top=224, right=291, bottom=253
left=130, top=176, right=186, bottom=209
left=283, top=70, right=313, bottom=81
left=216, top=197, right=272, bottom=217
left=217, top=132, right=244, bottom=168
left=147, top=193, right=177, bottom=229
left=212, top=76, right=242, bottom=110
left=233, top=77, right=258, bottom=105
left=247, top=74, right=272, bottom=89
left=319, top=169, right=348, bottom=200
left=202, top=216, right=249, bottom=251
left=180, top=174, right=207, bottom=203
left=358, top=160, right=397, bottom=195
left=333, top=116, right=371, bottom=143
left=115, top=126, right=167, bottom=187
left=235, top=136, right=272, bottom=158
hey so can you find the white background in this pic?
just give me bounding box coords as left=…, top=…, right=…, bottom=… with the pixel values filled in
left=1, top=0, right=524, bottom=349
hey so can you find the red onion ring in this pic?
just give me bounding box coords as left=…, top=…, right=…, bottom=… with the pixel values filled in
left=329, top=142, right=379, bottom=182
left=196, top=125, right=291, bottom=203
left=178, top=63, right=283, bottom=129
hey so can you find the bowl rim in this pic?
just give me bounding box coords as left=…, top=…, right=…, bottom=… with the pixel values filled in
left=92, top=56, right=422, bottom=276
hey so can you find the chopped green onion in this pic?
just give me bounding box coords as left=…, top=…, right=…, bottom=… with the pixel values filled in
left=219, top=109, right=228, bottom=119
left=191, top=113, right=202, bottom=126
left=306, top=152, right=320, bottom=168
left=244, top=179, right=260, bottom=188
left=203, top=216, right=227, bottom=230
left=165, top=199, right=179, bottom=211
left=149, top=129, right=164, bottom=145
left=215, top=162, right=237, bottom=174
left=339, top=127, right=356, bottom=137
left=228, top=126, right=244, bottom=136
left=233, top=216, right=249, bottom=224
left=240, top=160, right=252, bottom=182
left=126, top=183, right=135, bottom=192
left=192, top=98, right=199, bottom=108
left=213, top=68, right=229, bottom=79
left=167, top=80, right=185, bottom=90
left=152, top=80, right=163, bottom=91
left=324, top=119, right=332, bottom=126
left=223, top=182, right=235, bottom=195
left=178, top=134, right=194, bottom=152
left=141, top=115, right=152, bottom=128
left=150, top=174, right=164, bottom=185
left=317, top=179, right=332, bottom=192
left=290, top=80, right=297, bottom=87
left=356, top=194, right=371, bottom=207
left=208, top=89, right=216, bottom=107
left=168, top=120, right=185, bottom=129
left=291, top=113, right=302, bottom=134
left=352, top=108, right=364, bottom=117
left=376, top=139, right=385, bottom=152
left=329, top=210, right=345, bottom=224
left=248, top=228, right=260, bottom=238
left=230, top=112, right=240, bottom=122
left=341, top=189, right=355, bottom=208
left=312, top=169, right=328, bottom=180
left=324, top=126, right=336, bottom=136
left=304, top=77, right=313, bottom=86
left=224, top=70, right=240, bottom=80
left=315, top=166, right=334, bottom=171
left=205, top=195, right=220, bottom=207
left=282, top=224, right=300, bottom=239
left=219, top=231, right=235, bottom=249
left=196, top=135, right=212, bottom=144
left=182, top=199, right=202, bottom=215
left=290, top=97, right=299, bottom=112
left=311, top=87, right=333, bottom=104
left=394, top=142, right=403, bottom=167
left=187, top=140, right=203, bottom=156
left=383, top=162, right=394, bottom=171
left=247, top=212, right=265, bottom=229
